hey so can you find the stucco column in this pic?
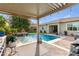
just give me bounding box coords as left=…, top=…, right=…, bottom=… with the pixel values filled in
left=37, top=19, right=40, bottom=43
left=47, top=24, right=49, bottom=34
left=35, top=4, right=40, bottom=56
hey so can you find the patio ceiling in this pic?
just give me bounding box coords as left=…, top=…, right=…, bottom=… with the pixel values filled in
left=0, top=3, right=74, bottom=19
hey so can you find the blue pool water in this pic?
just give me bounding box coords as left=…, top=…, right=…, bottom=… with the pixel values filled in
left=17, top=34, right=59, bottom=43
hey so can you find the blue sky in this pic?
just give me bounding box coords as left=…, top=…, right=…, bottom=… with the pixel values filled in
left=31, top=4, right=79, bottom=24
left=0, top=13, right=11, bottom=20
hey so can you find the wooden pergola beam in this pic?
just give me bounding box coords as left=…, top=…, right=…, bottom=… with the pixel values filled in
left=39, top=3, right=75, bottom=18
left=51, top=3, right=60, bottom=9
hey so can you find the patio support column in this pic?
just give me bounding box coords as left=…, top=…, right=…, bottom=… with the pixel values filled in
left=37, top=18, right=40, bottom=44
left=35, top=4, right=40, bottom=56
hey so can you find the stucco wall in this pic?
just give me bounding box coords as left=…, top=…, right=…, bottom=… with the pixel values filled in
left=39, top=20, right=79, bottom=35
left=59, top=21, right=79, bottom=35
left=66, top=21, right=79, bottom=35
left=59, top=23, right=67, bottom=34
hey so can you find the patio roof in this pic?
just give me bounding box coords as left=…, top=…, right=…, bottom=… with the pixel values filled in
left=0, top=3, right=74, bottom=19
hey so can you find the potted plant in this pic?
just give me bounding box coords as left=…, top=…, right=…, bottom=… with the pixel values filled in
left=64, top=31, right=67, bottom=36
left=37, top=38, right=42, bottom=44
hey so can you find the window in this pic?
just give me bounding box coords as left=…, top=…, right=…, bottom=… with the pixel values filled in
left=67, top=27, right=72, bottom=30
left=67, top=22, right=79, bottom=31
left=73, top=27, right=77, bottom=31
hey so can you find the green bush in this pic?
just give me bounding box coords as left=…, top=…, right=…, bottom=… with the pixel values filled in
left=10, top=28, right=17, bottom=33
left=5, top=28, right=18, bottom=34
left=0, top=28, right=5, bottom=32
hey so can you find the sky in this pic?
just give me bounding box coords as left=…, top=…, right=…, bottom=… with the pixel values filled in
left=31, top=4, right=79, bottom=24
left=0, top=13, right=11, bottom=20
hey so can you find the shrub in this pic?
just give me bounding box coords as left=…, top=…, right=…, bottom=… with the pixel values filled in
left=0, top=27, right=5, bottom=32
left=10, top=28, right=17, bottom=33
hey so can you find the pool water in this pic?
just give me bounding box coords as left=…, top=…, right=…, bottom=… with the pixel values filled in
left=41, top=34, right=59, bottom=41
left=17, top=34, right=59, bottom=43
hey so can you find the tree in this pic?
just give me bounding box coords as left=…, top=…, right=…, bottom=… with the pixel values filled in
left=0, top=16, right=6, bottom=27
left=11, top=16, right=30, bottom=32
left=0, top=16, right=10, bottom=34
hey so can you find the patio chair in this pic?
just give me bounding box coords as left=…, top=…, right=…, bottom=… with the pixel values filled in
left=69, top=39, right=79, bottom=56
left=74, top=34, right=79, bottom=40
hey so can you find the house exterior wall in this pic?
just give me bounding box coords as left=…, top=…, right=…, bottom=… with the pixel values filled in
left=66, top=21, right=79, bottom=35
left=39, top=21, right=79, bottom=35
left=59, top=23, right=67, bottom=34
left=59, top=21, right=79, bottom=35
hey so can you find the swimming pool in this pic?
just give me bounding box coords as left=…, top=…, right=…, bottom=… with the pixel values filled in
left=17, top=34, right=60, bottom=43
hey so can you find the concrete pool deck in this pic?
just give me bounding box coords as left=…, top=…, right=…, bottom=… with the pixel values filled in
left=4, top=36, right=74, bottom=56
left=14, top=42, right=69, bottom=56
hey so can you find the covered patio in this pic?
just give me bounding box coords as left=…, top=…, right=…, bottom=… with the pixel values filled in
left=0, top=3, right=75, bottom=56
